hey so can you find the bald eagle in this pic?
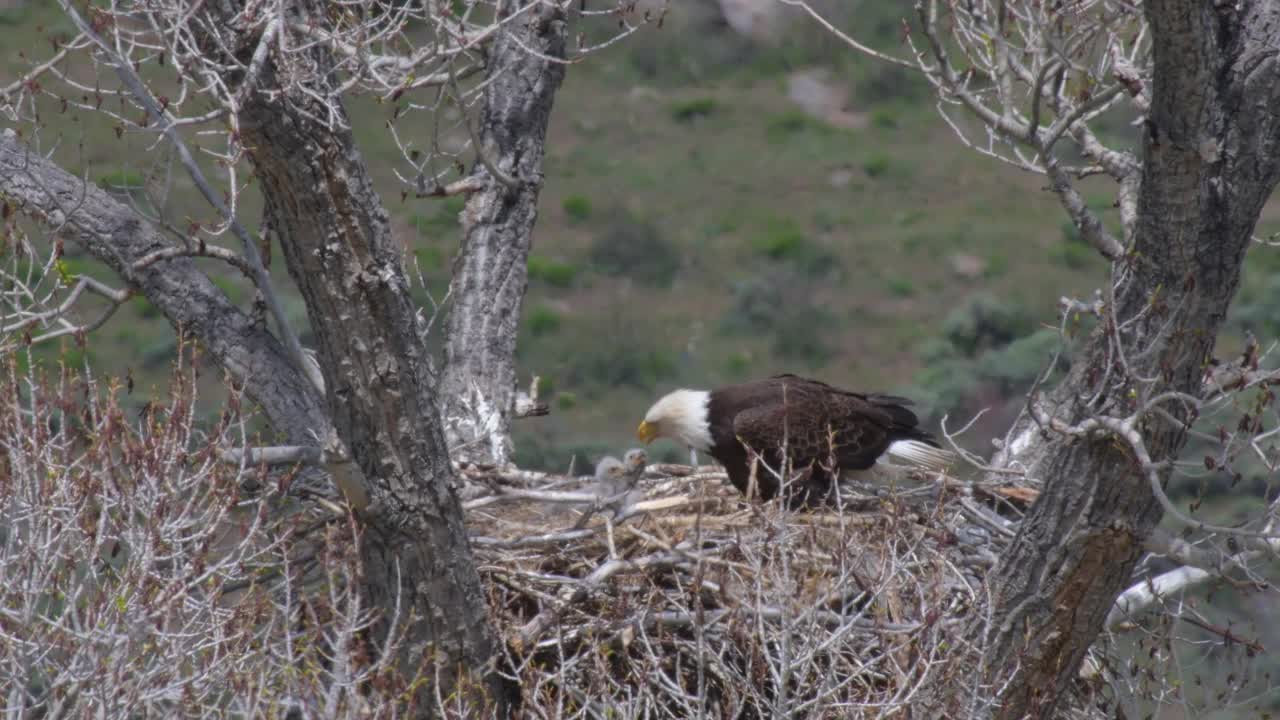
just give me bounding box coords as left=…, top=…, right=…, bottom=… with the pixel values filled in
left=637, top=374, right=952, bottom=507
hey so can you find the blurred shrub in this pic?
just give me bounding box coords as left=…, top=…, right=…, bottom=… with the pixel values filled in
left=720, top=276, right=782, bottom=334
left=589, top=214, right=680, bottom=287
left=511, top=433, right=610, bottom=473
left=812, top=208, right=848, bottom=232
left=901, top=233, right=933, bottom=255
left=886, top=277, right=915, bottom=297
left=559, top=312, right=678, bottom=392
left=527, top=255, right=578, bottom=288
left=526, top=305, right=562, bottom=337
left=862, top=153, right=891, bottom=178
left=562, top=194, right=593, bottom=222
left=773, top=312, right=833, bottom=368
left=1049, top=242, right=1093, bottom=270
left=942, top=293, right=1034, bottom=356
left=751, top=217, right=807, bottom=260
left=612, top=0, right=880, bottom=87
left=748, top=217, right=838, bottom=277
left=515, top=432, right=689, bottom=473
left=764, top=111, right=830, bottom=143
left=670, top=97, right=719, bottom=123
left=409, top=196, right=466, bottom=236
left=0, top=3, right=31, bottom=26
left=871, top=107, right=899, bottom=130
left=96, top=169, right=152, bottom=213
left=1230, top=274, right=1280, bottom=338
left=133, top=296, right=161, bottom=319
left=974, top=329, right=1067, bottom=393
left=859, top=64, right=929, bottom=105
left=910, top=302, right=1067, bottom=423
left=1060, top=219, right=1080, bottom=244
left=1049, top=219, right=1099, bottom=269
left=210, top=276, right=247, bottom=304
left=142, top=338, right=178, bottom=369
left=703, top=215, right=741, bottom=238
left=534, top=376, right=555, bottom=397
left=616, top=3, right=754, bottom=86
left=97, top=169, right=144, bottom=194
left=896, top=209, right=928, bottom=228
left=413, top=246, right=445, bottom=272
left=720, top=271, right=833, bottom=369
left=985, top=252, right=1009, bottom=279
left=571, top=345, right=677, bottom=391
left=916, top=337, right=959, bottom=364
left=908, top=358, right=980, bottom=423
left=724, top=351, right=753, bottom=377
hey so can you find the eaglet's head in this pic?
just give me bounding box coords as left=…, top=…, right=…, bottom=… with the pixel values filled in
left=593, top=455, right=633, bottom=497
left=622, top=448, right=648, bottom=475
left=636, top=389, right=712, bottom=452
left=594, top=455, right=625, bottom=480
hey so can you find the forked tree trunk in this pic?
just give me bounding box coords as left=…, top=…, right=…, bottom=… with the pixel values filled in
left=438, top=0, right=566, bottom=466
left=6, top=106, right=500, bottom=708
left=964, top=2, right=1280, bottom=717
left=5, top=0, right=572, bottom=706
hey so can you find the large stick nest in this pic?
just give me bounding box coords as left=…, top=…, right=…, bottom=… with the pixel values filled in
left=456, top=461, right=1038, bottom=716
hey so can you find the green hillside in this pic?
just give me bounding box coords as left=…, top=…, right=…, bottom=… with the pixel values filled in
left=4, top=1, right=1280, bottom=472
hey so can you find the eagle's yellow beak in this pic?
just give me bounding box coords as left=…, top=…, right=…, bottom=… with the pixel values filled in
left=637, top=420, right=659, bottom=445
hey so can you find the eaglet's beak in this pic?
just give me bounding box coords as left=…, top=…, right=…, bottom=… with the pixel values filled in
left=637, top=420, right=659, bottom=445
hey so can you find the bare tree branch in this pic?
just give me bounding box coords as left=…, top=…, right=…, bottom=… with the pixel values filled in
left=1, top=274, right=131, bottom=348
left=0, top=130, right=330, bottom=448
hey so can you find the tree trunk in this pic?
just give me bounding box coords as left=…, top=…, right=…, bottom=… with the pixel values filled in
left=233, top=18, right=504, bottom=713
left=439, top=0, right=566, bottom=466
left=971, top=2, right=1280, bottom=717
left=0, top=130, right=329, bottom=447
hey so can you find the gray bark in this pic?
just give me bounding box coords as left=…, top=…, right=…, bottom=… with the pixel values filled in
left=969, top=2, right=1280, bottom=717
left=439, top=0, right=566, bottom=466
left=230, top=8, right=504, bottom=710
left=0, top=130, right=329, bottom=447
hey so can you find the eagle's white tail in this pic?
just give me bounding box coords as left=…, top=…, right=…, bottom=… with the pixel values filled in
left=886, top=440, right=955, bottom=471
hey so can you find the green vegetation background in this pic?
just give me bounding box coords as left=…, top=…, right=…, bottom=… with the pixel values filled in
left=6, top=1, right=1280, bottom=482
left=8, top=3, right=1280, bottom=711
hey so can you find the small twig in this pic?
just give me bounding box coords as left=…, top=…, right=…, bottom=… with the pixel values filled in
left=131, top=244, right=254, bottom=277
left=1178, top=613, right=1266, bottom=654
left=1030, top=405, right=1280, bottom=542
left=415, top=175, right=487, bottom=198
left=219, top=445, right=327, bottom=466
left=778, top=0, right=919, bottom=70
left=2, top=275, right=131, bottom=344
left=447, top=58, right=519, bottom=190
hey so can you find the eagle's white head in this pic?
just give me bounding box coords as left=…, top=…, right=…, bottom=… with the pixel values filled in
left=637, top=389, right=713, bottom=453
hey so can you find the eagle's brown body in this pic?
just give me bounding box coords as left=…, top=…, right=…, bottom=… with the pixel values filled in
left=704, top=374, right=939, bottom=507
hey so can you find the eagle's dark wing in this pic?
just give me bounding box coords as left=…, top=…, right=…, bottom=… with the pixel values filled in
left=733, top=392, right=902, bottom=466
left=820, top=393, right=907, bottom=470
left=727, top=401, right=818, bottom=502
